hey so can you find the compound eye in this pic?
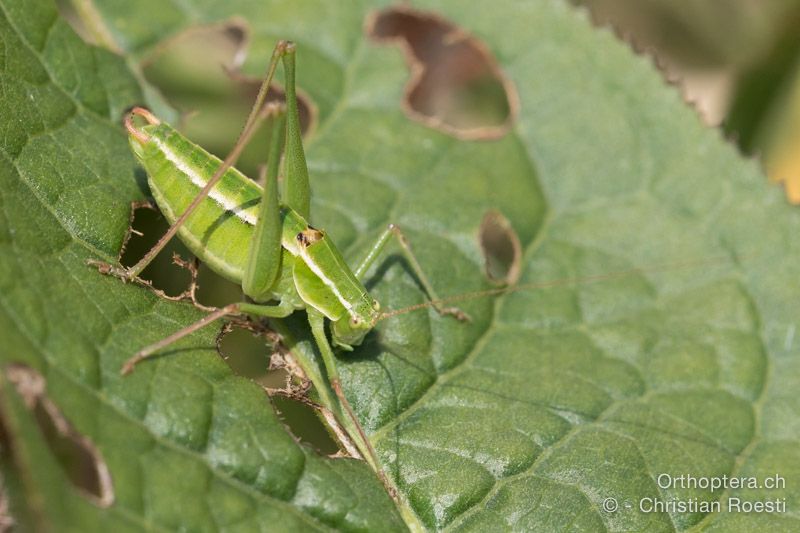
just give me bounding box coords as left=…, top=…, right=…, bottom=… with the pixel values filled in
left=349, top=316, right=361, bottom=327
left=372, top=300, right=381, bottom=311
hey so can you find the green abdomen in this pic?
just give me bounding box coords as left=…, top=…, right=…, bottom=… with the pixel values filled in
left=138, top=124, right=261, bottom=283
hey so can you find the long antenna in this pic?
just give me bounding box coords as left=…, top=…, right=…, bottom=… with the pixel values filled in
left=377, top=252, right=750, bottom=322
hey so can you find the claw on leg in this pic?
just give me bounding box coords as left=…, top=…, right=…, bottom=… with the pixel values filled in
left=120, top=354, right=146, bottom=376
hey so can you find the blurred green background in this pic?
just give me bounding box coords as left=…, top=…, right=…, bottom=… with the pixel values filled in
left=573, top=0, right=800, bottom=203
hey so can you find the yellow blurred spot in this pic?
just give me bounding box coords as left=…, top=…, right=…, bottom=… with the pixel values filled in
left=765, top=72, right=800, bottom=204
left=769, top=144, right=800, bottom=204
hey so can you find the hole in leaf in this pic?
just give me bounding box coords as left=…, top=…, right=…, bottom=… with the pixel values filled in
left=194, top=262, right=243, bottom=308
left=118, top=204, right=192, bottom=297
left=272, top=397, right=339, bottom=455
left=479, top=209, right=522, bottom=285
left=5, top=365, right=114, bottom=508
left=141, top=20, right=315, bottom=178
left=216, top=326, right=273, bottom=385
left=215, top=327, right=339, bottom=454
left=367, top=6, right=518, bottom=140
left=118, top=204, right=243, bottom=308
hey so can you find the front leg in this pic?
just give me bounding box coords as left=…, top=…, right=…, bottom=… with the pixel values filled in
left=354, top=224, right=470, bottom=321
left=306, top=309, right=393, bottom=494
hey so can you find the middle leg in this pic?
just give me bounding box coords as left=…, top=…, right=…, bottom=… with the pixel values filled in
left=354, top=224, right=470, bottom=321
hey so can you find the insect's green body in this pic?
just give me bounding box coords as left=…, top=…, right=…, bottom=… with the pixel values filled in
left=107, top=42, right=464, bottom=499
left=129, top=121, right=379, bottom=348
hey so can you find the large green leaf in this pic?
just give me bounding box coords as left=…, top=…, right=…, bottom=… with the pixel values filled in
left=3, top=0, right=799, bottom=531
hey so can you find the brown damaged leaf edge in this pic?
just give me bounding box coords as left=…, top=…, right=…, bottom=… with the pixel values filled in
left=479, top=209, right=522, bottom=285
left=4, top=364, right=114, bottom=508
left=366, top=6, right=519, bottom=140
left=140, top=18, right=316, bottom=136
left=139, top=18, right=250, bottom=70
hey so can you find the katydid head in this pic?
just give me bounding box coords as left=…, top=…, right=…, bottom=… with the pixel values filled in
left=331, top=298, right=382, bottom=349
